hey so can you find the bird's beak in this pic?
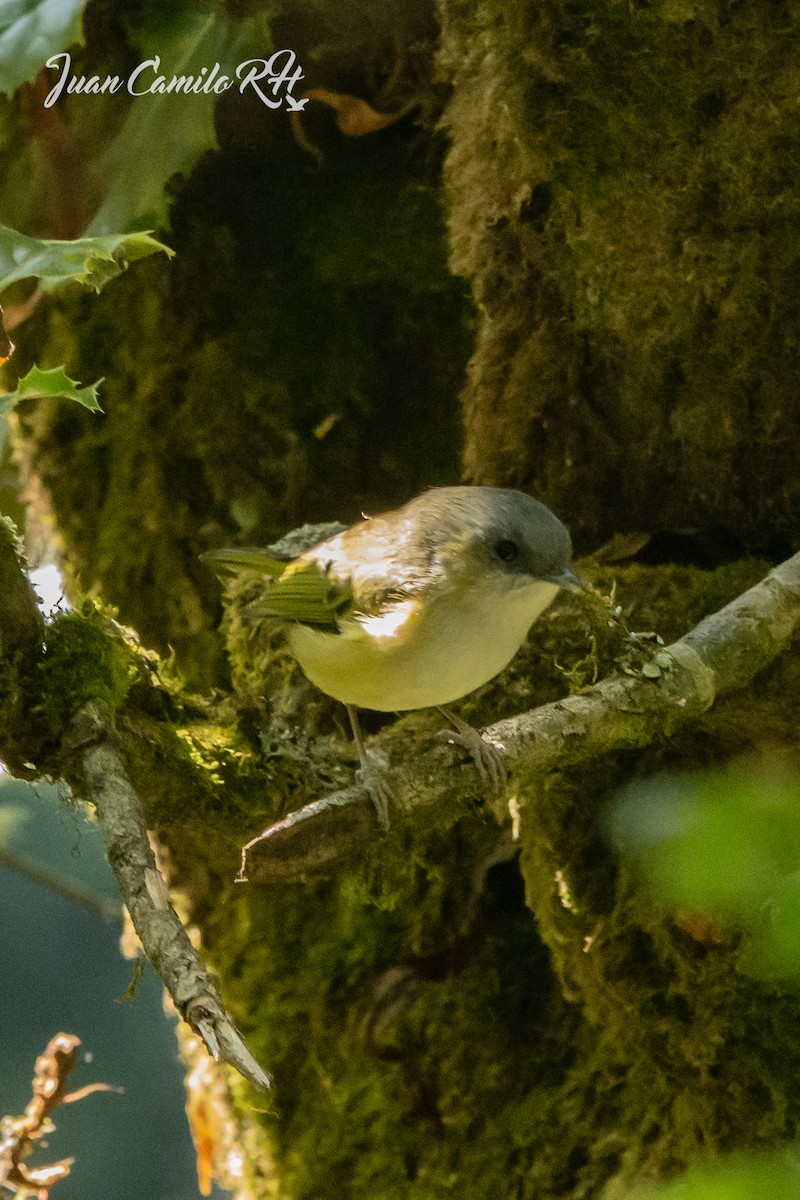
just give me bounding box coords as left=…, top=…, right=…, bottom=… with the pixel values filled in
left=550, top=567, right=583, bottom=592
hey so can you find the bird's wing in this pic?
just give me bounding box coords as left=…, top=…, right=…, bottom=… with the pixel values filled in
left=303, top=517, right=430, bottom=621
left=202, top=547, right=353, bottom=630
left=202, top=547, right=293, bottom=576
left=256, top=560, right=353, bottom=628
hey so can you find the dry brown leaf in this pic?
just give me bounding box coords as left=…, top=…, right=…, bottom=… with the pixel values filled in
left=305, top=88, right=405, bottom=137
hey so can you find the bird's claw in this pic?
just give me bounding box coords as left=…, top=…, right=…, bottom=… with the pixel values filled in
left=356, top=757, right=397, bottom=829
left=439, top=709, right=508, bottom=793
left=346, top=704, right=397, bottom=829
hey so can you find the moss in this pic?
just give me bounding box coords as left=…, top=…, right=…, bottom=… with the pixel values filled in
left=439, top=0, right=800, bottom=555
left=0, top=503, right=789, bottom=1200
left=38, top=601, right=138, bottom=731
left=175, top=554, right=800, bottom=1199
left=25, top=548, right=791, bottom=1200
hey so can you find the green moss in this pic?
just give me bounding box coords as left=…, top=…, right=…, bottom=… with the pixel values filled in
left=440, top=0, right=800, bottom=554
left=5, top=0, right=799, bottom=1190
left=182, top=555, right=800, bottom=1199
left=38, top=601, right=137, bottom=731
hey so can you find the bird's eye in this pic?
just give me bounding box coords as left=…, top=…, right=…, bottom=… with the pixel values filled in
left=494, top=538, right=519, bottom=563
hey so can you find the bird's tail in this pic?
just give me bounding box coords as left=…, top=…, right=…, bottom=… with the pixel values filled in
left=201, top=547, right=292, bottom=577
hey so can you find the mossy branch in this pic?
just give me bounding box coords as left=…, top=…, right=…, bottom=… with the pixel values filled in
left=240, top=551, right=800, bottom=880
left=0, top=536, right=271, bottom=1093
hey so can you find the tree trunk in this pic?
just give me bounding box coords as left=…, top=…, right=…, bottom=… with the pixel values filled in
left=5, top=2, right=800, bottom=1198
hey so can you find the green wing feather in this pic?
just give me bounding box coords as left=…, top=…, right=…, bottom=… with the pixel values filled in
left=202, top=547, right=352, bottom=629
left=257, top=562, right=352, bottom=627
left=201, top=547, right=291, bottom=577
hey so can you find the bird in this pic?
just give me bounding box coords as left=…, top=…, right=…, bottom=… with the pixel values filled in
left=203, top=485, right=579, bottom=826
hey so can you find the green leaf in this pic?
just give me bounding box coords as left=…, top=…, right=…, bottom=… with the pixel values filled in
left=609, top=765, right=800, bottom=976
left=0, top=223, right=173, bottom=293
left=86, top=11, right=272, bottom=234
left=0, top=0, right=86, bottom=95
left=0, top=364, right=103, bottom=413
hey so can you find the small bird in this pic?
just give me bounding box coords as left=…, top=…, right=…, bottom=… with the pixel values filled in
left=203, top=486, right=579, bottom=825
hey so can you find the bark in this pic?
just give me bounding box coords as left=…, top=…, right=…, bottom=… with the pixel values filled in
left=438, top=0, right=800, bottom=557
left=68, top=700, right=271, bottom=1092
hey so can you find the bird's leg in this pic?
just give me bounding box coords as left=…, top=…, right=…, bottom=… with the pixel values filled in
left=438, top=708, right=508, bottom=793
left=346, top=704, right=394, bottom=829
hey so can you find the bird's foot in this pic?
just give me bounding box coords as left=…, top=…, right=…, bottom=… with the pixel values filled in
left=346, top=704, right=397, bottom=829
left=356, top=754, right=397, bottom=830
left=438, top=708, right=508, bottom=793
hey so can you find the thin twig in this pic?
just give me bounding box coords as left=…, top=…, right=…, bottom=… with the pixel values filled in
left=0, top=531, right=270, bottom=1092
left=0, top=844, right=122, bottom=922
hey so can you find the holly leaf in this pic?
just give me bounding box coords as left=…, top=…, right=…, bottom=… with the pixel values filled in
left=0, top=0, right=87, bottom=95
left=87, top=11, right=273, bottom=234
left=0, top=224, right=173, bottom=293
left=0, top=0, right=85, bottom=96
left=0, top=364, right=103, bottom=413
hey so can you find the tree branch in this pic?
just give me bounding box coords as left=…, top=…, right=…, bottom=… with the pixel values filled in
left=66, top=701, right=271, bottom=1092
left=0, top=532, right=270, bottom=1091
left=240, top=551, right=800, bottom=880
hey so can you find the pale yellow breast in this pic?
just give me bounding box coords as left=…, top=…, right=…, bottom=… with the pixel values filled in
left=287, top=580, right=559, bottom=712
